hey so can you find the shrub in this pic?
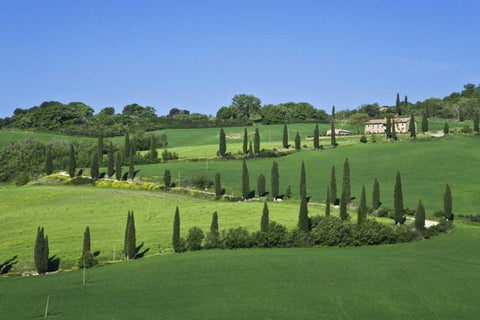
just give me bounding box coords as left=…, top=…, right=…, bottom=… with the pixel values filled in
left=186, top=226, right=204, bottom=251
left=360, top=135, right=367, bottom=143
left=403, top=208, right=416, bottom=216
left=286, top=228, right=313, bottom=247
left=221, top=227, right=252, bottom=249
left=354, top=220, right=397, bottom=245
left=460, top=125, right=472, bottom=134
left=424, top=220, right=452, bottom=239
left=182, top=173, right=214, bottom=189
left=310, top=216, right=354, bottom=246
left=76, top=251, right=97, bottom=268
left=251, top=221, right=288, bottom=248
left=161, top=149, right=179, bottom=161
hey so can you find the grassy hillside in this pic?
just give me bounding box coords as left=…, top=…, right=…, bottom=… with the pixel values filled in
left=1, top=225, right=479, bottom=319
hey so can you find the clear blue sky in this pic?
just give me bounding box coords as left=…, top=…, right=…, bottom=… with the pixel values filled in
left=1, top=0, right=479, bottom=118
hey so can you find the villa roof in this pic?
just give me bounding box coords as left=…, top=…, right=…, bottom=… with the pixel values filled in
left=365, top=118, right=410, bottom=124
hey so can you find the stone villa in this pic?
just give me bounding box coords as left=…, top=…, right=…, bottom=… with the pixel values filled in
left=364, top=118, right=416, bottom=134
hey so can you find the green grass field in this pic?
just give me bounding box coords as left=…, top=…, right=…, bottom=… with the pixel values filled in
left=1, top=224, right=479, bottom=319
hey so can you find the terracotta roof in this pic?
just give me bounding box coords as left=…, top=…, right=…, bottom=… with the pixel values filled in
left=365, top=118, right=410, bottom=124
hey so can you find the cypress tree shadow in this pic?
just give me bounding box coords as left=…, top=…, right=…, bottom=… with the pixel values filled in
left=99, top=172, right=105, bottom=179
left=248, top=190, right=256, bottom=199
left=47, top=255, right=60, bottom=272
left=306, top=196, right=311, bottom=203
left=350, top=196, right=356, bottom=201
left=134, top=242, right=150, bottom=259
left=122, top=172, right=129, bottom=181
left=93, top=251, right=101, bottom=257
left=133, top=169, right=141, bottom=179
left=276, top=194, right=285, bottom=200
left=333, top=198, right=340, bottom=206
left=76, top=169, right=83, bottom=177
left=0, top=255, right=18, bottom=275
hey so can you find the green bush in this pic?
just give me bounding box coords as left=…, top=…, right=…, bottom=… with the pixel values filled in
left=182, top=173, right=214, bottom=189
left=286, top=228, right=313, bottom=247
left=360, top=135, right=367, bottom=143
left=251, top=221, right=288, bottom=248
left=76, top=251, right=98, bottom=268
left=424, top=220, right=452, bottom=239
left=186, top=227, right=204, bottom=251
left=354, top=220, right=397, bottom=245
left=310, top=216, right=354, bottom=246
left=221, top=227, right=252, bottom=249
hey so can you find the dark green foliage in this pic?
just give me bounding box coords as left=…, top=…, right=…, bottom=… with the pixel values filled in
left=298, top=196, right=309, bottom=232
left=45, top=149, right=53, bottom=175
left=311, top=216, right=355, bottom=246
left=219, top=128, right=226, bottom=157
left=271, top=161, right=279, bottom=199
left=474, top=109, right=479, bottom=132
left=83, top=226, right=91, bottom=254
left=257, top=174, right=266, bottom=197
left=214, top=172, right=222, bottom=198
left=97, top=135, right=104, bottom=163
left=325, top=186, right=331, bottom=216
left=282, top=123, right=288, bottom=148
left=444, top=184, right=453, bottom=220
left=357, top=186, right=367, bottom=225
left=409, top=113, right=416, bottom=138
left=421, top=111, right=429, bottom=133
left=423, top=220, right=452, bottom=239
left=385, top=115, right=392, bottom=139
left=360, top=135, right=367, bottom=143
left=342, top=158, right=350, bottom=202
left=124, top=131, right=130, bottom=159
left=90, top=152, right=99, bottom=180
left=330, top=121, right=336, bottom=146
left=124, top=211, right=136, bottom=260
left=161, top=149, right=179, bottom=162
left=372, top=178, right=380, bottom=210
left=34, top=226, right=48, bottom=274
left=164, top=169, right=171, bottom=188
left=415, top=201, right=426, bottom=232
left=444, top=122, right=449, bottom=135
left=242, top=159, right=250, bottom=199
left=115, top=152, right=122, bottom=181
left=404, top=95, right=408, bottom=113
left=186, top=227, right=204, bottom=251
left=392, top=118, right=397, bottom=141
left=243, top=128, right=248, bottom=154
left=172, top=207, right=184, bottom=253
left=394, top=171, right=404, bottom=224
left=149, top=137, right=158, bottom=162
left=330, top=165, right=337, bottom=204
left=261, top=202, right=269, bottom=232
left=107, top=142, right=114, bottom=177
left=68, top=144, right=76, bottom=178
left=222, top=227, right=252, bottom=249
left=285, top=185, right=291, bottom=199
left=295, top=132, right=301, bottom=151
left=0, top=138, right=44, bottom=183
left=286, top=228, right=313, bottom=247
left=313, top=124, right=320, bottom=149
left=300, top=161, right=307, bottom=199
left=254, top=128, right=260, bottom=154
left=77, top=251, right=97, bottom=269
left=340, top=191, right=349, bottom=221
left=204, top=212, right=221, bottom=249
left=128, top=146, right=134, bottom=180
left=181, top=172, right=214, bottom=189
left=252, top=221, right=288, bottom=248
left=396, top=93, right=401, bottom=115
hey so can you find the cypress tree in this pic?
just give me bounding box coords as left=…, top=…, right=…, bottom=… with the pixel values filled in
left=298, top=195, right=309, bottom=232
left=248, top=141, right=253, bottom=156
left=123, top=212, right=129, bottom=256
left=97, top=135, right=104, bottom=164
left=107, top=142, right=114, bottom=178
left=34, top=226, right=48, bottom=274
left=124, top=131, right=130, bottom=160
left=325, top=186, right=331, bottom=216
left=421, top=111, right=429, bottom=133
left=282, top=123, right=289, bottom=148
left=45, top=149, right=53, bottom=175
left=242, top=159, right=250, bottom=200
left=164, top=169, right=171, bottom=188
left=313, top=124, right=320, bottom=149
left=243, top=128, right=248, bottom=154
left=339, top=191, right=348, bottom=221
left=68, top=144, right=76, bottom=178
left=261, top=202, right=269, bottom=232
left=342, top=158, right=351, bottom=202
left=285, top=185, right=292, bottom=199
left=394, top=171, right=404, bottom=224
left=210, top=211, right=218, bottom=234
left=214, top=172, right=222, bottom=198
left=90, top=152, right=99, bottom=180
left=254, top=128, right=260, bottom=154
left=396, top=93, right=401, bottom=115
left=172, top=206, right=181, bottom=252
left=474, top=109, right=480, bottom=133
left=83, top=226, right=91, bottom=254
left=115, top=152, right=122, bottom=181
left=271, top=161, right=279, bottom=199
left=385, top=115, right=392, bottom=139
left=404, top=95, right=408, bottom=114
left=443, top=122, right=449, bottom=135
left=392, top=118, right=397, bottom=141
left=443, top=184, right=452, bottom=220
left=357, top=185, right=367, bottom=225
left=372, top=177, right=380, bottom=210
left=295, top=132, right=301, bottom=151
left=219, top=128, right=226, bottom=158
left=128, top=146, right=134, bottom=180
left=257, top=174, right=266, bottom=197
left=43, top=235, right=49, bottom=272
left=330, top=105, right=336, bottom=146
left=150, top=137, right=158, bottom=162
left=415, top=200, right=426, bottom=232
left=124, top=211, right=136, bottom=260
left=300, top=161, right=307, bottom=199
left=205, top=211, right=220, bottom=249
left=330, top=165, right=337, bottom=204
left=409, top=113, right=416, bottom=138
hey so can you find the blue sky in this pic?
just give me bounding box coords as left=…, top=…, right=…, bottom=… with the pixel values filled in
left=1, top=0, right=479, bottom=117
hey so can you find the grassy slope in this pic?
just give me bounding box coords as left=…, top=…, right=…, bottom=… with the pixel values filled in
left=1, top=225, right=479, bottom=319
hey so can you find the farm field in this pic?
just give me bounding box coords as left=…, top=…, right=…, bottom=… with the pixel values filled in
left=1, top=224, right=479, bottom=319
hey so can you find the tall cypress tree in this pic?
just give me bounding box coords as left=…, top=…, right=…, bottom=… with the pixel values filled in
left=415, top=200, right=426, bottom=232
left=164, top=169, right=171, bottom=188
left=150, top=137, right=158, bottom=162
left=444, top=122, right=449, bottom=135
left=124, top=131, right=130, bottom=160
left=261, top=202, right=269, bottom=232
left=396, top=93, right=401, bottom=115
left=298, top=195, right=309, bottom=232
left=172, top=206, right=181, bottom=252
left=474, top=109, right=480, bottom=133
left=215, top=172, right=222, bottom=198
left=219, top=128, right=226, bottom=157
left=409, top=113, right=416, bottom=138
left=300, top=161, right=307, bottom=199
left=339, top=191, right=348, bottom=220
left=394, top=171, right=404, bottom=224
left=248, top=141, right=253, bottom=156
left=421, top=111, right=429, bottom=133
left=45, top=149, right=53, bottom=175
left=325, top=186, right=331, bottom=216
left=404, top=95, right=408, bottom=114
left=34, top=226, right=48, bottom=274
left=330, top=165, right=337, bottom=204
left=392, top=118, right=397, bottom=141
left=313, top=124, right=320, bottom=149
left=271, top=161, right=279, bottom=199
left=243, top=128, right=248, bottom=154
left=128, top=146, right=135, bottom=180
left=68, top=144, right=76, bottom=178
left=385, top=115, right=392, bottom=139
left=97, top=135, right=104, bottom=165
left=83, top=226, right=91, bottom=254
left=210, top=211, right=218, bottom=235
left=124, top=211, right=136, bottom=260
left=257, top=174, right=266, bottom=197
left=372, top=177, right=380, bottom=210
left=205, top=211, right=220, bottom=249
left=242, top=159, right=250, bottom=200
left=342, top=158, right=351, bottom=203
left=295, top=132, right=301, bottom=151
left=282, top=123, right=289, bottom=148
left=115, top=152, right=122, bottom=181
left=254, top=128, right=260, bottom=154
left=90, top=152, right=99, bottom=180
left=443, top=184, right=453, bottom=220
left=331, top=105, right=336, bottom=146
left=107, top=142, right=114, bottom=178
left=357, top=185, right=367, bottom=225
